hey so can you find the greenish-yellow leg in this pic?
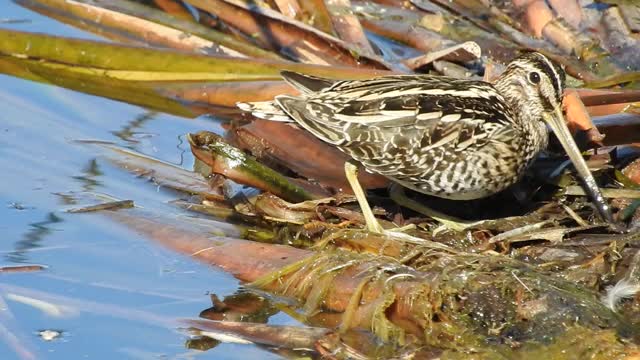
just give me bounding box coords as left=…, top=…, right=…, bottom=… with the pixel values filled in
left=389, top=184, right=477, bottom=231
left=344, top=162, right=385, bottom=234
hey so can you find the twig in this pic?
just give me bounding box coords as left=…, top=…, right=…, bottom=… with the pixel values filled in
left=326, top=0, right=376, bottom=56
left=403, top=41, right=480, bottom=71
left=0, top=265, right=47, bottom=273
left=66, top=200, right=134, bottom=213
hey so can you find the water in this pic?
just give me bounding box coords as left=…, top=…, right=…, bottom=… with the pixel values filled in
left=0, top=3, right=285, bottom=359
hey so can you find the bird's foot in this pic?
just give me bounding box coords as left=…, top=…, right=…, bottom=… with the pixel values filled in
left=389, top=184, right=479, bottom=232
left=342, top=163, right=454, bottom=248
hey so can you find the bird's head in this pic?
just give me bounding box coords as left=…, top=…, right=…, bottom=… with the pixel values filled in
left=494, top=51, right=566, bottom=127
left=495, top=52, right=615, bottom=225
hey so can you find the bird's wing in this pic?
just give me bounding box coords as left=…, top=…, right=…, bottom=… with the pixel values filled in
left=280, top=71, right=339, bottom=94
left=275, top=76, right=513, bottom=149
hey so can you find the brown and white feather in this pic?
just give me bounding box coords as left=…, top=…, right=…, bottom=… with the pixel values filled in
left=237, top=52, right=566, bottom=200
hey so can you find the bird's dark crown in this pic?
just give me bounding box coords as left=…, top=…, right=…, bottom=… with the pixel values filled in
left=508, top=52, right=565, bottom=98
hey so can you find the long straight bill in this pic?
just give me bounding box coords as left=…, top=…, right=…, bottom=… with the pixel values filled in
left=543, top=107, right=615, bottom=224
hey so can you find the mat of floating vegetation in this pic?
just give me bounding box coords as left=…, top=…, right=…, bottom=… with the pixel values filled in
left=104, top=203, right=640, bottom=358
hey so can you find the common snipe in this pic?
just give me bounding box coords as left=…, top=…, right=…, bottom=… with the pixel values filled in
left=239, top=52, right=613, bottom=231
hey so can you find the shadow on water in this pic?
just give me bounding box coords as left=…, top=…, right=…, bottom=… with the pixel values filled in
left=111, top=111, right=158, bottom=145
left=72, top=159, right=103, bottom=192
left=6, top=212, right=62, bottom=263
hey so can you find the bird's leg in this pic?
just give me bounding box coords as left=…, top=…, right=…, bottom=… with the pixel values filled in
left=344, top=163, right=459, bottom=246
left=344, top=161, right=385, bottom=234
left=389, top=184, right=479, bottom=231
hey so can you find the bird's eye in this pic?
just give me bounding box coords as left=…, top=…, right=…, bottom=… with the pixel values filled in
left=528, top=72, right=541, bottom=84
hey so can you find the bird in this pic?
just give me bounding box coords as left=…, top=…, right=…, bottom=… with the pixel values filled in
left=238, top=52, right=614, bottom=232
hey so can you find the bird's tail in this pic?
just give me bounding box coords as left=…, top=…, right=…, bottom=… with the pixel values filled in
left=236, top=100, right=292, bottom=122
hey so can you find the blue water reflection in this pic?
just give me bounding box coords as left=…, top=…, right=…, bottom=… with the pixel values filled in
left=0, top=2, right=284, bottom=359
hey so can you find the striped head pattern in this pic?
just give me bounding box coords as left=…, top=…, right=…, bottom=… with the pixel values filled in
left=494, top=52, right=566, bottom=127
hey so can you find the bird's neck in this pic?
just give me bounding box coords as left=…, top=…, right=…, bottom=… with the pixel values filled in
left=494, top=76, right=549, bottom=154
left=494, top=75, right=530, bottom=123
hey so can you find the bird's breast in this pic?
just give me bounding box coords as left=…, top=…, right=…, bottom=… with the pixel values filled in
left=354, top=126, right=544, bottom=200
